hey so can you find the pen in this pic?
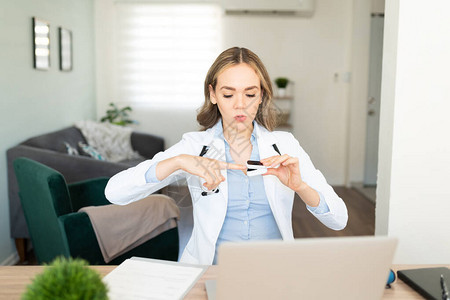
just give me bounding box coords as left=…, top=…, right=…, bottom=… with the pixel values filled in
left=441, top=274, right=449, bottom=300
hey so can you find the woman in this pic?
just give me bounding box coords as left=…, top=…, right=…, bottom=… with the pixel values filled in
left=105, top=47, right=348, bottom=265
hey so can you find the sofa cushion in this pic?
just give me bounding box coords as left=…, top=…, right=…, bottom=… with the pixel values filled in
left=22, top=127, right=87, bottom=153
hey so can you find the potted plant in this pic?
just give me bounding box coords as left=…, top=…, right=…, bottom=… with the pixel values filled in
left=100, top=102, right=138, bottom=126
left=274, top=77, right=290, bottom=97
left=22, top=257, right=108, bottom=300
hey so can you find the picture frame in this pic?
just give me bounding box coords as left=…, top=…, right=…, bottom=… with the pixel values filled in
left=59, top=27, right=72, bottom=71
left=32, top=17, right=50, bottom=70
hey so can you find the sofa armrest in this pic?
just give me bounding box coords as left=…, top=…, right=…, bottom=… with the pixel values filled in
left=131, top=131, right=164, bottom=159
left=7, top=145, right=131, bottom=239
left=68, top=178, right=111, bottom=211
left=59, top=212, right=106, bottom=264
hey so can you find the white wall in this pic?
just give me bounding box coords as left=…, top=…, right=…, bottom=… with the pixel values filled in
left=346, top=0, right=371, bottom=185
left=96, top=0, right=355, bottom=185
left=0, top=0, right=96, bottom=264
left=376, top=0, right=450, bottom=263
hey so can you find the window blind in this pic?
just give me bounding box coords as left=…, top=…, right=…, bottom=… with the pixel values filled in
left=115, top=3, right=222, bottom=109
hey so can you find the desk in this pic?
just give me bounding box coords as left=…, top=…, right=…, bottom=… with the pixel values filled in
left=0, top=264, right=447, bottom=299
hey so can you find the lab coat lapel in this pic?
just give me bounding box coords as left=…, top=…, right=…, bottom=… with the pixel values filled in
left=254, top=123, right=279, bottom=160
left=254, top=123, right=281, bottom=215
left=200, top=123, right=228, bottom=210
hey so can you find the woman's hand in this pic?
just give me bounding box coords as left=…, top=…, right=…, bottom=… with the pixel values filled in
left=261, top=154, right=305, bottom=192
left=156, top=154, right=245, bottom=191
left=179, top=154, right=245, bottom=190
left=261, top=154, right=320, bottom=207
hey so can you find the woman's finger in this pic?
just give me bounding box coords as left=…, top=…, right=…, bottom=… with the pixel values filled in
left=261, top=155, right=279, bottom=164
left=266, top=154, right=290, bottom=167
left=205, top=170, right=225, bottom=189
left=261, top=158, right=278, bottom=168
left=219, top=161, right=246, bottom=170
left=281, top=157, right=299, bottom=167
left=261, top=155, right=283, bottom=164
left=262, top=167, right=278, bottom=177
left=209, top=177, right=223, bottom=190
left=214, top=170, right=224, bottom=184
left=203, top=179, right=217, bottom=191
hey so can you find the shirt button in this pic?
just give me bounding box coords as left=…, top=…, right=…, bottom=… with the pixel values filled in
left=244, top=221, right=248, bottom=225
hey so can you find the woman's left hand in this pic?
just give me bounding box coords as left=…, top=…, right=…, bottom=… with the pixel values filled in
left=261, top=154, right=305, bottom=193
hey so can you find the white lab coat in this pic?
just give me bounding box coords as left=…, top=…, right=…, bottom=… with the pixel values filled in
left=105, top=121, right=348, bottom=265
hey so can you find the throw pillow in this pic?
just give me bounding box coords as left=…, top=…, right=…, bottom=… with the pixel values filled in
left=78, top=142, right=106, bottom=161
left=75, top=120, right=142, bottom=163
left=64, top=142, right=79, bottom=156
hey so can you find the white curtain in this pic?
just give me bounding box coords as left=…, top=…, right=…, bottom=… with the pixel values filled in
left=115, top=3, right=223, bottom=109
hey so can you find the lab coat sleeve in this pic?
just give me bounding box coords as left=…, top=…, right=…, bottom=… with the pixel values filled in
left=290, top=134, right=348, bottom=230
left=105, top=133, right=199, bottom=205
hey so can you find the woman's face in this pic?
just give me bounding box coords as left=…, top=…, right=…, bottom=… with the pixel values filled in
left=209, top=63, right=262, bottom=133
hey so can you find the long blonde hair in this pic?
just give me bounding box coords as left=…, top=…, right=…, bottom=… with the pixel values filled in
left=197, top=47, right=278, bottom=131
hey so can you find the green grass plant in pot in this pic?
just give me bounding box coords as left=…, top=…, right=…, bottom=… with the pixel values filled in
left=22, top=257, right=108, bottom=300
left=274, top=77, right=290, bottom=97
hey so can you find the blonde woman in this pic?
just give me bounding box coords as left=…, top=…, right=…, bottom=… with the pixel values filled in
left=105, top=47, right=348, bottom=265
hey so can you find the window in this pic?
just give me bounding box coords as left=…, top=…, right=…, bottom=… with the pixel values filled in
left=115, top=3, right=222, bottom=109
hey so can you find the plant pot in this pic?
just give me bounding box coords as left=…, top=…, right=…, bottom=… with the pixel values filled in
left=277, top=88, right=287, bottom=98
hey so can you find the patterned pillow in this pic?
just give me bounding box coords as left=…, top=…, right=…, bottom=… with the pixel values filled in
left=64, top=142, right=79, bottom=155
left=78, top=142, right=106, bottom=161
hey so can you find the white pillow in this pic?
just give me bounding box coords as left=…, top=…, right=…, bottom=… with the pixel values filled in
left=75, top=120, right=142, bottom=162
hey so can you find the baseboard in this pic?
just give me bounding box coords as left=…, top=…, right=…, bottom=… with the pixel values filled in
left=1, top=252, right=19, bottom=266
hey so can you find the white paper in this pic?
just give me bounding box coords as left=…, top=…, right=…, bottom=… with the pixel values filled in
left=103, top=258, right=205, bottom=300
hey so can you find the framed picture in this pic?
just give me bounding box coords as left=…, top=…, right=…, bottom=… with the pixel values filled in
left=59, top=27, right=72, bottom=71
left=32, top=17, right=50, bottom=70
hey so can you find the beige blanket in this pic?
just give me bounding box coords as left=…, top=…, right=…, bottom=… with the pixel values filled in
left=79, top=194, right=180, bottom=263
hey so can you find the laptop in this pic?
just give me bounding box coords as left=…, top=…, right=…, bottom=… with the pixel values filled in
left=206, top=236, right=397, bottom=300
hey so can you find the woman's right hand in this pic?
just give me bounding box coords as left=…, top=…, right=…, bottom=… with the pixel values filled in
left=156, top=154, right=246, bottom=191
left=179, top=154, right=245, bottom=191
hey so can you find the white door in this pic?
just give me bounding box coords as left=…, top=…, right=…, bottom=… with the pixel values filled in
left=364, top=15, right=384, bottom=186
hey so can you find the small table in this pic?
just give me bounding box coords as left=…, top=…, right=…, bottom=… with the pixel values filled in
left=0, top=264, right=447, bottom=299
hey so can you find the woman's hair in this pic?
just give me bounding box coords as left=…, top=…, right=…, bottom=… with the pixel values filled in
left=197, top=47, right=278, bottom=131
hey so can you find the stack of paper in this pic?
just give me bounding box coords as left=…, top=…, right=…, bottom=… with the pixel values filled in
left=103, top=257, right=207, bottom=300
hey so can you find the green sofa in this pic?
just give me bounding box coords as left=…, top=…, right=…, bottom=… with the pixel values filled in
left=14, top=157, right=178, bottom=265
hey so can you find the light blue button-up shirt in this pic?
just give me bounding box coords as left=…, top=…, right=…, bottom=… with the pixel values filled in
left=144, top=120, right=330, bottom=264
left=213, top=122, right=282, bottom=263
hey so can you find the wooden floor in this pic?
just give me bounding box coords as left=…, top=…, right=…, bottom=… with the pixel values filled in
left=292, top=186, right=375, bottom=238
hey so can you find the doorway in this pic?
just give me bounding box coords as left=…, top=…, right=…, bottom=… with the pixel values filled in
left=363, top=14, right=384, bottom=188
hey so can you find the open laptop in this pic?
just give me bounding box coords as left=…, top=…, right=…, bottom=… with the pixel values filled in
left=206, top=236, right=397, bottom=300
